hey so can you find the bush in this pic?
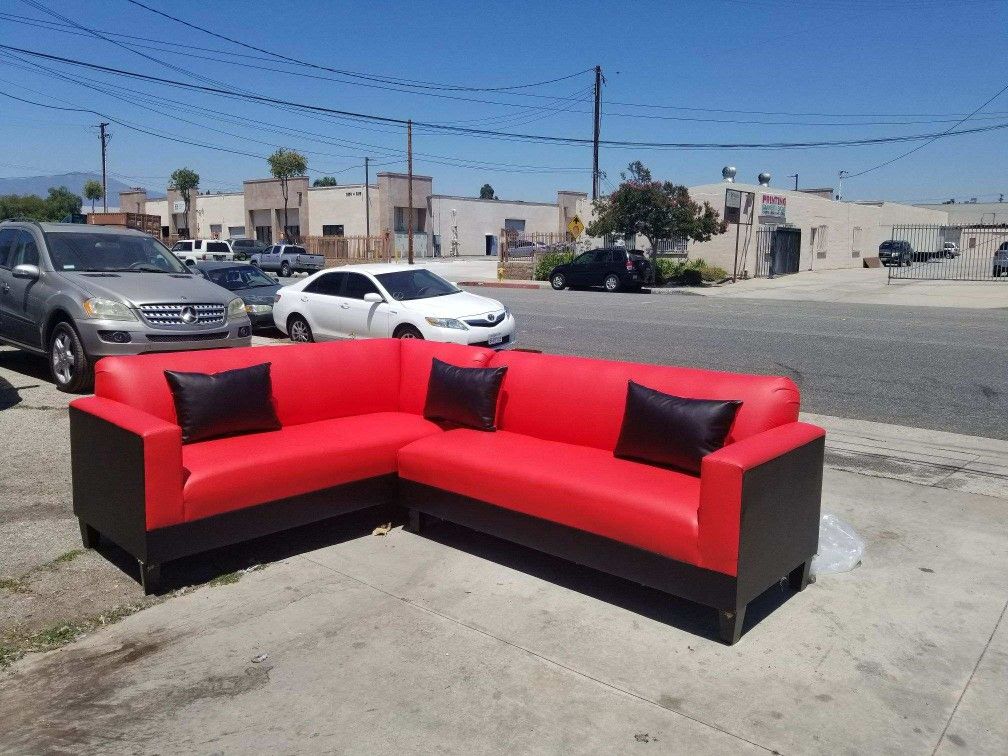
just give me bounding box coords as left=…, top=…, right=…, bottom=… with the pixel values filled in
left=653, top=256, right=728, bottom=286
left=533, top=250, right=574, bottom=281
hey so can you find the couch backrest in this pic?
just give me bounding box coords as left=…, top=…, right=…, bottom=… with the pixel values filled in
left=95, top=340, right=402, bottom=426
left=397, top=340, right=494, bottom=415
left=489, top=351, right=799, bottom=451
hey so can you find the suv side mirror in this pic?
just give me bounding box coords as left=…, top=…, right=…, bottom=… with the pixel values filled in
left=12, top=264, right=40, bottom=280
left=363, top=292, right=383, bottom=304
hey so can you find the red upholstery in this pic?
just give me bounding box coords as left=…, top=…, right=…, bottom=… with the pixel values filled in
left=181, top=412, right=441, bottom=521
left=698, top=421, right=826, bottom=576
left=487, top=350, right=799, bottom=451
left=397, top=339, right=493, bottom=415
left=95, top=340, right=401, bottom=427
left=70, top=396, right=184, bottom=530
left=398, top=429, right=702, bottom=564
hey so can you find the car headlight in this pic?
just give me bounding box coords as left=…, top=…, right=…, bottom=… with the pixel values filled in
left=227, top=298, right=247, bottom=321
left=245, top=304, right=273, bottom=315
left=425, top=316, right=468, bottom=330
left=82, top=298, right=137, bottom=321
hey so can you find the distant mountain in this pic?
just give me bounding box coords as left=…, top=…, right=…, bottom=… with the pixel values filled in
left=0, top=172, right=165, bottom=203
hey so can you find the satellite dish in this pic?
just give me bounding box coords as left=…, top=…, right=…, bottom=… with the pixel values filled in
left=758, top=172, right=772, bottom=186
left=722, top=166, right=737, bottom=183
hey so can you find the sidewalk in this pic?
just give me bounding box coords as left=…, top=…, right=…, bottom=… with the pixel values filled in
left=1, top=414, right=1005, bottom=754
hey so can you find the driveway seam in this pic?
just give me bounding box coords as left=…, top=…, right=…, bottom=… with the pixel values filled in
left=301, top=554, right=777, bottom=754
left=931, top=596, right=1008, bottom=755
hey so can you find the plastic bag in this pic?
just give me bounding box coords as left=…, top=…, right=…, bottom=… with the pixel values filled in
left=810, top=513, right=864, bottom=577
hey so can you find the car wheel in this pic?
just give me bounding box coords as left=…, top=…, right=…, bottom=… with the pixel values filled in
left=604, top=274, right=621, bottom=292
left=49, top=321, right=93, bottom=393
left=394, top=324, right=424, bottom=340
left=280, top=262, right=292, bottom=277
left=287, top=314, right=314, bottom=343
left=550, top=273, right=566, bottom=290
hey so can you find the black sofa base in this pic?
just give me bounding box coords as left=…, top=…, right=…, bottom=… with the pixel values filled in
left=400, top=481, right=814, bottom=645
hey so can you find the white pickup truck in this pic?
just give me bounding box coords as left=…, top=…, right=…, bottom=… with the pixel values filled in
left=249, top=243, right=324, bottom=277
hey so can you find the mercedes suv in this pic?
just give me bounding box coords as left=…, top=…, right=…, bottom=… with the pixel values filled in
left=0, top=221, right=252, bottom=392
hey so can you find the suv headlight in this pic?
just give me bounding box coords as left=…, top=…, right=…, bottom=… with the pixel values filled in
left=82, top=298, right=137, bottom=321
left=227, top=298, right=247, bottom=321
left=425, top=316, right=468, bottom=330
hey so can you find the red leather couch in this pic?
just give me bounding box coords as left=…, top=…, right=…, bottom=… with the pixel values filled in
left=70, top=339, right=825, bottom=644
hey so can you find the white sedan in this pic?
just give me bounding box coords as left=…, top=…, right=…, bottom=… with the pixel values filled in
left=272, top=264, right=516, bottom=348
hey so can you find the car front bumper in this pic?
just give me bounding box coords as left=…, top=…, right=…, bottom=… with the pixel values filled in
left=77, top=318, right=253, bottom=356
left=419, top=315, right=517, bottom=350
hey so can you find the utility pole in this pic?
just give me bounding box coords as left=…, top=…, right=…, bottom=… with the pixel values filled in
left=407, top=119, right=414, bottom=265
left=99, top=122, right=110, bottom=212
left=364, top=156, right=370, bottom=237
left=592, top=65, right=602, bottom=200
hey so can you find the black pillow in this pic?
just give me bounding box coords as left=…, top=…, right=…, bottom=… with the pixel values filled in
left=164, top=362, right=281, bottom=444
left=423, top=358, right=507, bottom=431
left=614, top=380, right=741, bottom=473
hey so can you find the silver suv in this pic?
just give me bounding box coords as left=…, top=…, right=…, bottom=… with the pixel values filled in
left=0, top=221, right=252, bottom=392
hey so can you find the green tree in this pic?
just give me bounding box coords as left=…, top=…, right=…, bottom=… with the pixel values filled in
left=479, top=183, right=497, bottom=200
left=0, top=193, right=48, bottom=221
left=83, top=179, right=104, bottom=212
left=169, top=167, right=200, bottom=233
left=268, top=148, right=308, bottom=241
left=44, top=186, right=83, bottom=220
left=587, top=161, right=727, bottom=253
left=312, top=176, right=338, bottom=187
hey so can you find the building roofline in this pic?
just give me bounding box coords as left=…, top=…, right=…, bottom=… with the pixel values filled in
left=430, top=194, right=558, bottom=207
left=376, top=171, right=433, bottom=181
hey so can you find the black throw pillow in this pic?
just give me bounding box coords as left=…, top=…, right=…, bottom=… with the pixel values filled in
left=614, top=380, right=741, bottom=473
left=423, top=358, right=507, bottom=431
left=164, top=362, right=281, bottom=444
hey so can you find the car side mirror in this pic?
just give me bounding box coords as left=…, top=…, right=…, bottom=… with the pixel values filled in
left=12, top=264, right=40, bottom=280
left=363, top=292, right=383, bottom=304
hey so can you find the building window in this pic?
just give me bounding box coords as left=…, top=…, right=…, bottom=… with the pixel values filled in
left=394, top=207, right=426, bottom=233
left=504, top=218, right=526, bottom=233
left=255, top=225, right=272, bottom=244
left=323, top=224, right=345, bottom=237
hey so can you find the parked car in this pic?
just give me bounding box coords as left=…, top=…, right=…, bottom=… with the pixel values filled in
left=170, top=238, right=235, bottom=263
left=196, top=261, right=282, bottom=329
left=878, top=240, right=913, bottom=267
left=941, top=242, right=960, bottom=259
left=994, top=242, right=1008, bottom=277
left=228, top=237, right=269, bottom=261
left=250, top=243, right=324, bottom=277
left=0, top=221, right=251, bottom=392
left=273, top=264, right=515, bottom=348
left=548, top=248, right=654, bottom=292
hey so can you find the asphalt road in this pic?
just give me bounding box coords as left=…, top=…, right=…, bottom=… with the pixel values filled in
left=482, top=287, right=1008, bottom=440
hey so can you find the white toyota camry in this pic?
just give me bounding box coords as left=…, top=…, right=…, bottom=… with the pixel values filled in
left=272, top=264, right=516, bottom=348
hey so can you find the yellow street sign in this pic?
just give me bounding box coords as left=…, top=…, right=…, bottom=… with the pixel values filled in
left=567, top=214, right=585, bottom=238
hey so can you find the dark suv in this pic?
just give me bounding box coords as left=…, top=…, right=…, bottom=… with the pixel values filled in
left=549, top=248, right=653, bottom=292
left=878, top=240, right=913, bottom=267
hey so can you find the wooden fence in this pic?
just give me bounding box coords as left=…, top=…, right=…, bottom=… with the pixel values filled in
left=87, top=212, right=162, bottom=237
left=300, top=233, right=394, bottom=267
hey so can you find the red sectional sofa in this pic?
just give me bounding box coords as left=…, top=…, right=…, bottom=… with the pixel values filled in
left=69, top=339, right=825, bottom=644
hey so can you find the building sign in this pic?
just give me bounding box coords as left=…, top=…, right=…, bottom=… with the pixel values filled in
left=567, top=214, right=585, bottom=238
left=172, top=200, right=186, bottom=213
left=725, top=188, right=755, bottom=225
left=760, top=194, right=786, bottom=221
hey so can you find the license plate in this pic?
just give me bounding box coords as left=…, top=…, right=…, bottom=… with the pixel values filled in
left=488, top=334, right=504, bottom=346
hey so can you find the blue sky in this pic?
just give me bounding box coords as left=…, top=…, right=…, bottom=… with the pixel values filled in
left=0, top=0, right=1006, bottom=204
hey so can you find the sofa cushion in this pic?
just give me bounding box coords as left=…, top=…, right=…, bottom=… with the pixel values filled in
left=488, top=350, right=798, bottom=451
left=424, top=358, right=507, bottom=431
left=165, top=362, right=282, bottom=443
left=96, top=340, right=402, bottom=427
left=397, top=340, right=495, bottom=415
left=181, top=411, right=442, bottom=522
left=614, top=381, right=741, bottom=473
left=398, top=429, right=702, bottom=565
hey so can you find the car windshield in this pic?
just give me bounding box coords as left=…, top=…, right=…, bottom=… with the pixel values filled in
left=203, top=265, right=276, bottom=290
left=375, top=269, right=459, bottom=301
left=48, top=232, right=189, bottom=273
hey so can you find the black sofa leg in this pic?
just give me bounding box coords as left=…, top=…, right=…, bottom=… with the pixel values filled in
left=788, top=560, right=813, bottom=592
left=79, top=520, right=100, bottom=549
left=718, top=605, right=747, bottom=645
left=139, top=561, right=161, bottom=595
left=404, top=509, right=425, bottom=535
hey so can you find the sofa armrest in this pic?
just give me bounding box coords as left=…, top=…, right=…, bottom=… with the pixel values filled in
left=69, top=397, right=184, bottom=544
left=698, top=422, right=825, bottom=580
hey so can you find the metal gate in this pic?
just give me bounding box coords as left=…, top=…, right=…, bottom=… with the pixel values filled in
left=754, top=226, right=801, bottom=278
left=887, top=225, right=1008, bottom=282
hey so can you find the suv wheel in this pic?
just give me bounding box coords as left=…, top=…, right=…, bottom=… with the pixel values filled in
left=604, top=273, right=621, bottom=292
left=280, top=262, right=292, bottom=277
left=287, top=314, right=314, bottom=343
left=550, top=273, right=566, bottom=290
left=49, top=322, right=93, bottom=393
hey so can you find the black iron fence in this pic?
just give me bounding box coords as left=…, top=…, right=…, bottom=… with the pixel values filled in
left=887, top=225, right=1008, bottom=282
left=753, top=225, right=802, bottom=278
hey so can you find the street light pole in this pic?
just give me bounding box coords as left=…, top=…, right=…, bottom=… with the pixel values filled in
left=789, top=173, right=798, bottom=191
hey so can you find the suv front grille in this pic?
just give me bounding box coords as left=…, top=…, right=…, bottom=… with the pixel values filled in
left=146, top=331, right=229, bottom=343
left=139, top=303, right=226, bottom=326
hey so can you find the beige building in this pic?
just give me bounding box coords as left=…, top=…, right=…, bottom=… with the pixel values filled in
left=915, top=201, right=1008, bottom=227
